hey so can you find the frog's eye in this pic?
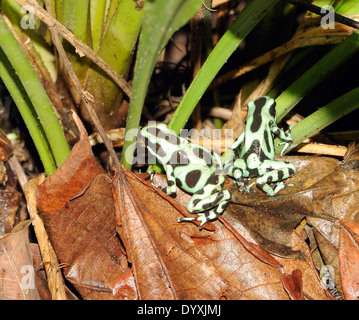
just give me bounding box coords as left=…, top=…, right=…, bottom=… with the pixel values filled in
left=269, top=120, right=274, bottom=125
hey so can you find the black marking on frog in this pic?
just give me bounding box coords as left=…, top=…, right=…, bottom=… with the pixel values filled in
left=277, top=169, right=284, bottom=181
left=170, top=150, right=189, bottom=166
left=191, top=198, right=201, bottom=208
left=250, top=97, right=267, bottom=132
left=242, top=139, right=267, bottom=163
left=195, top=188, right=205, bottom=195
left=175, top=177, right=182, bottom=188
left=158, top=131, right=180, bottom=145
left=288, top=167, right=295, bottom=176
left=185, top=169, right=202, bottom=188
left=206, top=174, right=219, bottom=186
left=192, top=147, right=213, bottom=167
left=155, top=143, right=166, bottom=158
left=269, top=101, right=276, bottom=118
left=248, top=167, right=259, bottom=177
left=203, top=192, right=224, bottom=210
left=264, top=130, right=271, bottom=153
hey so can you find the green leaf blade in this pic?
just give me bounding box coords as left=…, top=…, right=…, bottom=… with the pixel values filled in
left=121, top=0, right=203, bottom=169
left=168, top=0, right=280, bottom=134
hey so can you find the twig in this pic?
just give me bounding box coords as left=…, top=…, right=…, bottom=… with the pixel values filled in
left=284, top=0, right=359, bottom=29
left=9, top=155, right=68, bottom=300
left=48, top=24, right=122, bottom=170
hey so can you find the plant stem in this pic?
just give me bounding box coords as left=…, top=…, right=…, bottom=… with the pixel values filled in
left=0, top=49, right=57, bottom=175
left=0, top=14, right=70, bottom=170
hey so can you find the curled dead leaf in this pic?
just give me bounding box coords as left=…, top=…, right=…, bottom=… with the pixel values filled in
left=339, top=219, right=359, bottom=300
left=36, top=113, right=131, bottom=299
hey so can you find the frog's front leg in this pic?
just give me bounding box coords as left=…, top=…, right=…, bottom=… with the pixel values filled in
left=272, top=124, right=293, bottom=157
left=178, top=182, right=231, bottom=229
left=256, top=160, right=296, bottom=196
left=223, top=157, right=250, bottom=191
left=149, top=166, right=177, bottom=197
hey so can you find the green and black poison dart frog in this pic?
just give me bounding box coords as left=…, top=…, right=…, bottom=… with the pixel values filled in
left=223, top=96, right=296, bottom=196
left=141, top=123, right=231, bottom=230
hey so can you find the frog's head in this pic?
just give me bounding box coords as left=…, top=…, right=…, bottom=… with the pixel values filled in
left=247, top=96, right=277, bottom=126
left=140, top=123, right=181, bottom=154
left=141, top=123, right=172, bottom=143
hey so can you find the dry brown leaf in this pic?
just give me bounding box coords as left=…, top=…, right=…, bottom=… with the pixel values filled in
left=36, top=124, right=104, bottom=213
left=0, top=129, right=11, bottom=162
left=339, top=219, right=359, bottom=300
left=112, top=166, right=330, bottom=300
left=0, top=220, right=41, bottom=300
left=41, top=173, right=130, bottom=299
left=223, top=147, right=359, bottom=300
left=306, top=149, right=359, bottom=249
left=0, top=186, right=22, bottom=235
left=112, top=270, right=137, bottom=300
left=36, top=114, right=131, bottom=299
left=225, top=155, right=338, bottom=258
left=291, top=230, right=334, bottom=300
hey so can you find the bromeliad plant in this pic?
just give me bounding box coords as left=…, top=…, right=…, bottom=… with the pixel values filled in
left=0, top=0, right=144, bottom=174
left=0, top=0, right=358, bottom=176
left=123, top=0, right=359, bottom=169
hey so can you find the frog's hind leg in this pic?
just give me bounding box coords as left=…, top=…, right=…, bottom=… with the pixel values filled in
left=178, top=183, right=231, bottom=230
left=223, top=158, right=249, bottom=189
left=256, top=160, right=296, bottom=196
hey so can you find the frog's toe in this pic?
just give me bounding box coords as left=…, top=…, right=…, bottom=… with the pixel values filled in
left=257, top=181, right=285, bottom=196
left=167, top=191, right=177, bottom=198
left=178, top=216, right=197, bottom=226
left=178, top=214, right=209, bottom=230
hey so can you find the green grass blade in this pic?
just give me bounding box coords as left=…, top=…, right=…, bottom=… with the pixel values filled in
left=333, top=0, right=359, bottom=14
left=121, top=0, right=203, bottom=169
left=277, top=86, right=359, bottom=154
left=61, top=0, right=89, bottom=44
left=0, top=48, right=57, bottom=175
left=90, top=0, right=107, bottom=52
left=61, top=0, right=90, bottom=79
left=0, top=14, right=70, bottom=170
left=102, top=0, right=120, bottom=36
left=275, top=30, right=359, bottom=122
left=98, top=0, right=144, bottom=77
left=168, top=0, right=280, bottom=135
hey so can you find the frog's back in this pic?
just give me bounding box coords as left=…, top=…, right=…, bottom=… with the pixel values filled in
left=169, top=143, right=220, bottom=193
left=240, top=97, right=275, bottom=162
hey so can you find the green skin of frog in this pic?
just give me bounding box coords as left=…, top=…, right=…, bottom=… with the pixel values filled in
left=141, top=124, right=231, bottom=230
left=223, top=96, right=296, bottom=196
